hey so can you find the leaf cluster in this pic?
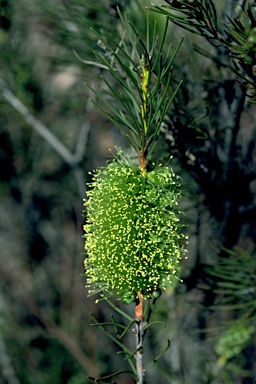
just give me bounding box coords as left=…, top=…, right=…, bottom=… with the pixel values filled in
left=208, top=247, right=256, bottom=312
left=225, top=5, right=256, bottom=63
left=86, top=9, right=183, bottom=163
left=206, top=247, right=256, bottom=366
left=151, top=0, right=256, bottom=100
left=151, top=0, right=218, bottom=42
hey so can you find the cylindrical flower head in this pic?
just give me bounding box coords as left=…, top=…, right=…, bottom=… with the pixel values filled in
left=83, top=157, right=187, bottom=303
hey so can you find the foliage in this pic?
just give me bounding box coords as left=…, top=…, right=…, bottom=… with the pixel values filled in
left=151, top=0, right=256, bottom=100
left=86, top=9, right=183, bottom=168
left=207, top=247, right=256, bottom=369
left=87, top=298, right=171, bottom=383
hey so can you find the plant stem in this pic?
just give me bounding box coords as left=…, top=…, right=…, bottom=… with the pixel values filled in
left=139, top=151, right=148, bottom=173
left=135, top=292, right=145, bottom=384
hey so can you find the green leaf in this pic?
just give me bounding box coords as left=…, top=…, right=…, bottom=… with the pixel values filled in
left=105, top=298, right=134, bottom=322
left=146, top=339, right=171, bottom=371
left=90, top=313, right=136, bottom=374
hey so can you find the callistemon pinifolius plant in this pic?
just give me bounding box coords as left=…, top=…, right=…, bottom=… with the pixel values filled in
left=83, top=11, right=187, bottom=306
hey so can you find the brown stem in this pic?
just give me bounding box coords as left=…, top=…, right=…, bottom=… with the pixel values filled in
left=135, top=291, right=143, bottom=320
left=139, top=152, right=148, bottom=173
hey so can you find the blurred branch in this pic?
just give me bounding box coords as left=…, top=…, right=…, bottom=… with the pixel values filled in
left=30, top=305, right=97, bottom=376
left=224, top=0, right=235, bottom=20
left=0, top=329, right=20, bottom=384
left=234, top=0, right=247, bottom=19
left=0, top=77, right=90, bottom=167
left=74, top=167, right=87, bottom=198
left=0, top=264, right=98, bottom=378
left=0, top=77, right=90, bottom=196
left=0, top=78, right=76, bottom=165
left=0, top=296, right=20, bottom=384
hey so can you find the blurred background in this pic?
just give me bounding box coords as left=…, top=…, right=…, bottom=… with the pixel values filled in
left=0, top=0, right=256, bottom=383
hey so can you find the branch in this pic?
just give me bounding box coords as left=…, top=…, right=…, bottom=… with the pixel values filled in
left=0, top=327, right=20, bottom=384
left=135, top=292, right=145, bottom=384
left=234, top=0, right=247, bottom=19
left=0, top=78, right=75, bottom=165
left=0, top=264, right=98, bottom=378
left=135, top=320, right=145, bottom=384
left=224, top=0, right=245, bottom=23
left=74, top=167, right=87, bottom=199
left=0, top=78, right=90, bottom=168
left=0, top=77, right=91, bottom=196
left=224, top=0, right=235, bottom=21
left=73, top=122, right=91, bottom=164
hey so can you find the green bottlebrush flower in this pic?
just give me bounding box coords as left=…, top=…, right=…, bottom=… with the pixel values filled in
left=216, top=323, right=255, bottom=366
left=83, top=155, right=187, bottom=303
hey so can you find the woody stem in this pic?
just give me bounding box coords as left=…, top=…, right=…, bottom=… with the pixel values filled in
left=135, top=291, right=145, bottom=384
left=139, top=152, right=148, bottom=173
